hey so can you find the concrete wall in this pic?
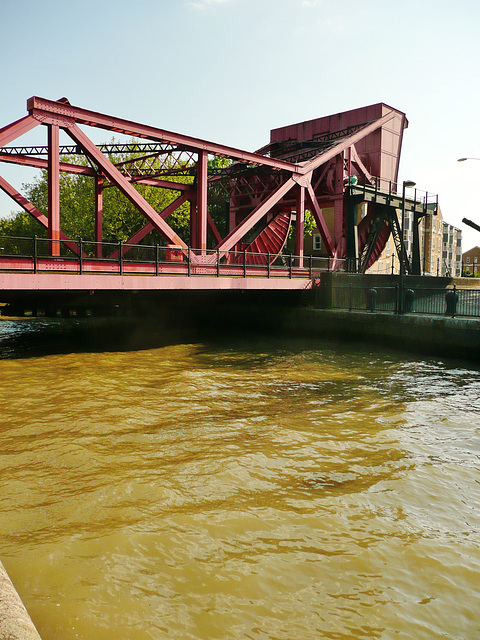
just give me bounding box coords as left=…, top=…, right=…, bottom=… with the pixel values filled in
left=318, top=271, right=480, bottom=290
left=284, top=307, right=480, bottom=362
left=313, top=272, right=480, bottom=313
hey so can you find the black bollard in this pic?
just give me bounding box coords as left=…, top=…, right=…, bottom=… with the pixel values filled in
left=404, top=289, right=415, bottom=313
left=445, top=286, right=459, bottom=317
left=366, top=288, right=377, bottom=312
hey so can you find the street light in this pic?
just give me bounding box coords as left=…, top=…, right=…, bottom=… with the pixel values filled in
left=458, top=157, right=480, bottom=162
left=399, top=180, right=416, bottom=313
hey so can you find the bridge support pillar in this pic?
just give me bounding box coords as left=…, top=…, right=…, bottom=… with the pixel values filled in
left=95, top=174, right=104, bottom=258
left=48, top=124, right=60, bottom=256
left=196, top=150, right=208, bottom=254
left=346, top=193, right=362, bottom=272
left=294, top=184, right=305, bottom=267
left=333, top=197, right=344, bottom=250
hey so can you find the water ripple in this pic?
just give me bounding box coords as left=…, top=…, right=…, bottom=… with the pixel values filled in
left=1, top=322, right=480, bottom=639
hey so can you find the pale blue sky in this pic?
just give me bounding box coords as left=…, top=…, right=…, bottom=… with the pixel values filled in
left=1, top=0, right=479, bottom=247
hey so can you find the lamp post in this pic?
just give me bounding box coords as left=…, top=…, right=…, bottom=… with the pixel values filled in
left=458, top=157, right=480, bottom=162
left=399, top=179, right=416, bottom=313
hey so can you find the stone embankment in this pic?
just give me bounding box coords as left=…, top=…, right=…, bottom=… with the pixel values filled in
left=288, top=273, right=480, bottom=361
left=288, top=308, right=480, bottom=361
left=0, top=561, right=42, bottom=640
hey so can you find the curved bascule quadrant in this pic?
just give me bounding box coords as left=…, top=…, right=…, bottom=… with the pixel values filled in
left=0, top=97, right=438, bottom=293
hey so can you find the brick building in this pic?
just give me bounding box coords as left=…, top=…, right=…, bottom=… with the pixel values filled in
left=462, top=246, right=480, bottom=275
left=366, top=205, right=462, bottom=276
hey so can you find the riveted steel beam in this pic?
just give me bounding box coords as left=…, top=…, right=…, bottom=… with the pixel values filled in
left=305, top=182, right=334, bottom=257
left=215, top=176, right=297, bottom=254
left=48, top=124, right=60, bottom=256
left=0, top=176, right=81, bottom=255
left=298, top=111, right=396, bottom=175
left=65, top=123, right=188, bottom=249
left=0, top=115, right=40, bottom=148
left=0, top=153, right=95, bottom=175
left=27, top=96, right=300, bottom=173
left=108, top=194, right=189, bottom=258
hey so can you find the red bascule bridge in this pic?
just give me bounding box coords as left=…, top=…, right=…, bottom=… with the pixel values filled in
left=0, top=97, right=437, bottom=308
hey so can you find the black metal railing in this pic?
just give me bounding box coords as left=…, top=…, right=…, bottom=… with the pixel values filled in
left=0, top=234, right=347, bottom=279
left=347, top=175, right=439, bottom=212
left=323, top=283, right=480, bottom=318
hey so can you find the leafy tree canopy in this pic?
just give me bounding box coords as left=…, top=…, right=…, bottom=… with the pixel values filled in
left=0, top=143, right=199, bottom=248
left=0, top=146, right=315, bottom=255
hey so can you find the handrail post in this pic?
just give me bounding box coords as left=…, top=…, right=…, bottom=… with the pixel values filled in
left=216, top=249, right=220, bottom=277
left=309, top=255, right=312, bottom=279
left=243, top=249, right=247, bottom=278
left=79, top=237, right=83, bottom=274
left=155, top=243, right=159, bottom=276
left=33, top=235, right=38, bottom=274
left=267, top=252, right=270, bottom=278
left=119, top=240, right=123, bottom=275
left=289, top=254, right=293, bottom=278
left=187, top=246, right=191, bottom=276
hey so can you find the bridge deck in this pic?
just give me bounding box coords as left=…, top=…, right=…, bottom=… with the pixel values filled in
left=0, top=256, right=315, bottom=291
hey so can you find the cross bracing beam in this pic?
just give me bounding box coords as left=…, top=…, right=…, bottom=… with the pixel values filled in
left=0, top=152, right=194, bottom=191
left=0, top=153, right=96, bottom=175
left=0, top=115, right=41, bottom=148
left=0, top=143, right=176, bottom=156
left=115, top=149, right=197, bottom=180
left=0, top=176, right=81, bottom=256
left=306, top=181, right=334, bottom=257
left=299, top=111, right=396, bottom=175
left=65, top=123, right=188, bottom=249
left=108, top=194, right=190, bottom=258
left=215, top=176, right=297, bottom=254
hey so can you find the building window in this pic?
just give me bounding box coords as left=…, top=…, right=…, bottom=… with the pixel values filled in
left=313, top=235, right=321, bottom=251
left=475, top=257, right=478, bottom=264
left=466, top=257, right=470, bottom=263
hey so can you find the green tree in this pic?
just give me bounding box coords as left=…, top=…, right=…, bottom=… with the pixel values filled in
left=0, top=145, right=194, bottom=252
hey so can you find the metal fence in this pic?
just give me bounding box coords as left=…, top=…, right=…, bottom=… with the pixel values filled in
left=325, top=284, right=480, bottom=318
left=0, top=234, right=348, bottom=278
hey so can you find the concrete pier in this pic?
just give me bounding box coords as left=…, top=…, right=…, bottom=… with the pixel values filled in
left=0, top=561, right=42, bottom=640
left=287, top=308, right=480, bottom=362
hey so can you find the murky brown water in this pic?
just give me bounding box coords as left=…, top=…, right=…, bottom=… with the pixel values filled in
left=1, top=319, right=480, bottom=639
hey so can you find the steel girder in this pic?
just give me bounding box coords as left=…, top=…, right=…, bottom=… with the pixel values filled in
left=0, top=96, right=403, bottom=266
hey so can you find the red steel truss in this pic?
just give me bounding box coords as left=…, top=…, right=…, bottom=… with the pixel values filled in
left=0, top=97, right=409, bottom=269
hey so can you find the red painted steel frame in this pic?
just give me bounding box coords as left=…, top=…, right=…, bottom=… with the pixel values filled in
left=0, top=269, right=312, bottom=292
left=0, top=176, right=81, bottom=255
left=0, top=96, right=408, bottom=274
left=48, top=124, right=60, bottom=256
